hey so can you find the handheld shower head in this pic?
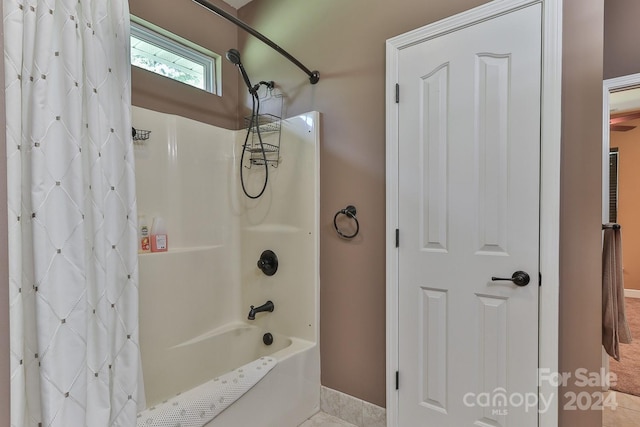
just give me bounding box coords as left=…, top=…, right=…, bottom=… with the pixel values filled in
left=225, top=48, right=242, bottom=65
left=225, top=48, right=254, bottom=94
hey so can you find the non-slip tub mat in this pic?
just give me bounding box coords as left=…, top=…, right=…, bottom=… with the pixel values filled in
left=136, top=357, right=277, bottom=427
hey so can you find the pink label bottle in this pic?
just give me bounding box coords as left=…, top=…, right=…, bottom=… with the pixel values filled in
left=150, top=216, right=168, bottom=252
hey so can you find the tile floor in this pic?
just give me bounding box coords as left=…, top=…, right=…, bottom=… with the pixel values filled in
left=299, top=391, right=640, bottom=426
left=319, top=386, right=386, bottom=427
left=603, top=391, right=640, bottom=427
left=298, top=412, right=357, bottom=427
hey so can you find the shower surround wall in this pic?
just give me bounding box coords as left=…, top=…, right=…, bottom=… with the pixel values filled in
left=132, top=106, right=320, bottom=426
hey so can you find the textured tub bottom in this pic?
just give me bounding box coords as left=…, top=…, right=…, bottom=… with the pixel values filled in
left=136, top=357, right=276, bottom=427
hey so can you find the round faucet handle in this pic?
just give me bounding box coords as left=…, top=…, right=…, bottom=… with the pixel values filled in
left=257, top=250, right=278, bottom=276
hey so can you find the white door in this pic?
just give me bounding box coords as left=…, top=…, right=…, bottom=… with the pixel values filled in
left=397, top=4, right=542, bottom=426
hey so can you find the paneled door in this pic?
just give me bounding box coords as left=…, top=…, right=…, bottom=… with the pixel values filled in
left=397, top=3, right=542, bottom=426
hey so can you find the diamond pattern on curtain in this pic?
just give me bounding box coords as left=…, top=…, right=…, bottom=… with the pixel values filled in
left=4, top=1, right=145, bottom=426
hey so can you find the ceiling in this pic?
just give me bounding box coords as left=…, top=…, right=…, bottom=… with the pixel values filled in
left=610, top=87, right=640, bottom=115
left=221, top=0, right=253, bottom=9
left=609, top=88, right=640, bottom=131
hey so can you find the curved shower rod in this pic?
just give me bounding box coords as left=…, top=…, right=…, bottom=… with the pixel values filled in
left=191, top=0, right=320, bottom=85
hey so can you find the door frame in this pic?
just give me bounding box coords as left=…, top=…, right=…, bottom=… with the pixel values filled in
left=385, top=1, right=563, bottom=426
left=601, top=73, right=640, bottom=382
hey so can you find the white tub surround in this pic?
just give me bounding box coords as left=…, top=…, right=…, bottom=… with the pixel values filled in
left=143, top=324, right=290, bottom=407
left=133, top=107, right=320, bottom=427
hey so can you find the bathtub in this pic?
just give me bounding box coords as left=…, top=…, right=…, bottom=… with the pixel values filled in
left=141, top=322, right=320, bottom=427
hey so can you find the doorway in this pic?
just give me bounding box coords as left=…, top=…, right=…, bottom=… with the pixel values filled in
left=602, top=74, right=640, bottom=427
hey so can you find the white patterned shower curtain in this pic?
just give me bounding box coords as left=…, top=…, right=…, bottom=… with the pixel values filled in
left=4, top=1, right=144, bottom=426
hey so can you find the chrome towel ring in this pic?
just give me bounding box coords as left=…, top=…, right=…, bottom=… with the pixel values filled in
left=333, top=205, right=359, bottom=239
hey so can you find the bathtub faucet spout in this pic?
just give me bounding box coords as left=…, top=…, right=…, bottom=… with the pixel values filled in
left=248, top=300, right=274, bottom=320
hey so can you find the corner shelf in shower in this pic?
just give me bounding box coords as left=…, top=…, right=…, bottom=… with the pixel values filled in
left=243, top=93, right=283, bottom=168
left=137, top=244, right=223, bottom=256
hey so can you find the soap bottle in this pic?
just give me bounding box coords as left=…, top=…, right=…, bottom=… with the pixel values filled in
left=138, top=215, right=151, bottom=253
left=150, top=216, right=168, bottom=252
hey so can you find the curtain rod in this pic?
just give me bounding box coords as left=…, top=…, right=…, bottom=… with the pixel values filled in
left=191, top=0, right=320, bottom=85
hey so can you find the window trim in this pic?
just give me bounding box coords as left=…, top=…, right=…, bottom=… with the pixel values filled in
left=130, top=16, right=221, bottom=95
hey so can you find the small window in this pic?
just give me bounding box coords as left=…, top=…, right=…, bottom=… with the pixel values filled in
left=130, top=17, right=220, bottom=94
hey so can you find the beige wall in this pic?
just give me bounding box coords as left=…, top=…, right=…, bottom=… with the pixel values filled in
left=129, top=0, right=240, bottom=129
left=0, top=0, right=612, bottom=425
left=239, top=0, right=484, bottom=406
left=610, top=123, right=640, bottom=290
left=240, top=0, right=607, bottom=421
left=559, top=1, right=604, bottom=426
left=604, top=0, right=640, bottom=80
left=238, top=0, right=501, bottom=408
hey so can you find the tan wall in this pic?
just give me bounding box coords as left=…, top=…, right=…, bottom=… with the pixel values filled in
left=129, top=0, right=240, bottom=129
left=604, top=0, right=640, bottom=80
left=0, top=0, right=610, bottom=425
left=240, top=0, right=606, bottom=420
left=238, top=0, right=496, bottom=408
left=610, top=124, right=640, bottom=290
left=559, top=0, right=604, bottom=426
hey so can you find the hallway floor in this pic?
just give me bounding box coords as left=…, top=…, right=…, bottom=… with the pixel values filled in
left=603, top=391, right=640, bottom=426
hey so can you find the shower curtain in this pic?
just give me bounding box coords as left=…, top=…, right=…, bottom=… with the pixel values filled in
left=4, top=1, right=144, bottom=426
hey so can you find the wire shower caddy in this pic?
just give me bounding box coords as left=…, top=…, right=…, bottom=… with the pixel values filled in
left=132, top=127, right=151, bottom=144
left=243, top=91, right=283, bottom=168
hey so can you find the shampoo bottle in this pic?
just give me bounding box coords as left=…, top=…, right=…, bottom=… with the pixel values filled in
left=138, top=215, right=151, bottom=253
left=151, top=216, right=168, bottom=252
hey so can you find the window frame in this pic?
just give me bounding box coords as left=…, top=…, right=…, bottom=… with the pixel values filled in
left=130, top=17, right=220, bottom=95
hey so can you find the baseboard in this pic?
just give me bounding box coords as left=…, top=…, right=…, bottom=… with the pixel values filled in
left=625, top=289, right=640, bottom=298
left=320, top=386, right=386, bottom=427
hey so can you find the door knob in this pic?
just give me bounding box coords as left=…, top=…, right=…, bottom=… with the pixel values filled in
left=491, top=271, right=530, bottom=287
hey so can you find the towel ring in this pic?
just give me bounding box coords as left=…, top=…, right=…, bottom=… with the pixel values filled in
left=334, top=205, right=359, bottom=239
